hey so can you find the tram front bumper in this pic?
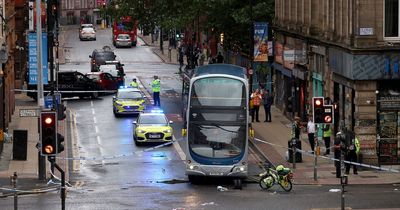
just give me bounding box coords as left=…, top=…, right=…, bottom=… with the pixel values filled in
left=186, top=164, right=248, bottom=177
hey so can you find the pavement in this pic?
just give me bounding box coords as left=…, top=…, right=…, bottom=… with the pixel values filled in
left=0, top=29, right=398, bottom=195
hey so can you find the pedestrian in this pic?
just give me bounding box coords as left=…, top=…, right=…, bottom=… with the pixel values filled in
left=217, top=52, right=224, bottom=63
left=151, top=75, right=161, bottom=107
left=262, top=89, right=273, bottom=122
left=129, top=78, right=138, bottom=88
left=178, top=47, right=184, bottom=71
left=307, top=116, right=316, bottom=153
left=322, top=124, right=332, bottom=155
left=249, top=96, right=254, bottom=122
left=344, top=130, right=360, bottom=175
left=250, top=89, right=262, bottom=122
left=291, top=117, right=301, bottom=140
left=334, top=132, right=345, bottom=178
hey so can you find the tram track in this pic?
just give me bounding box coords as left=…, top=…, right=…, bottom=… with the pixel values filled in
left=249, top=139, right=274, bottom=174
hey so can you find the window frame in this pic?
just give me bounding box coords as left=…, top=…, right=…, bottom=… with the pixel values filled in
left=384, top=0, right=400, bottom=41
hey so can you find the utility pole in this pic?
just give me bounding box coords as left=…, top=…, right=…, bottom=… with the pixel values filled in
left=36, top=0, right=46, bottom=181
left=249, top=0, right=254, bottom=95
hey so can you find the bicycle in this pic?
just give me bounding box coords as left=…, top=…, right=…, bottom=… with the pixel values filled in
left=259, top=165, right=293, bottom=192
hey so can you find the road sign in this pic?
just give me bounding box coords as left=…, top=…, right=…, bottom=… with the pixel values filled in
left=44, top=93, right=61, bottom=109
left=19, top=109, right=39, bottom=117
left=28, top=32, right=48, bottom=85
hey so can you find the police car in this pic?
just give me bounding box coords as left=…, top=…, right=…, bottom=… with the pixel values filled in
left=113, top=87, right=146, bottom=116
left=133, top=110, right=173, bottom=146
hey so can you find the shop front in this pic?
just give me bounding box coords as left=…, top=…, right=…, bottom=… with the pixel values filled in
left=377, top=80, right=400, bottom=165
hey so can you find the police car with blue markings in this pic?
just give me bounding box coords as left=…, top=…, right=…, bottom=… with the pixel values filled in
left=133, top=109, right=173, bottom=146
left=113, top=87, right=146, bottom=116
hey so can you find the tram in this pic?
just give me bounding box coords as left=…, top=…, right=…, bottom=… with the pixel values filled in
left=180, top=64, right=253, bottom=188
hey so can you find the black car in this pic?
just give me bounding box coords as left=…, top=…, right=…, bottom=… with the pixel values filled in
left=27, top=71, right=104, bottom=100
left=89, top=48, right=117, bottom=72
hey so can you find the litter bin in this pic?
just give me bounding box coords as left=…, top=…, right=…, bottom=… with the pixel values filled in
left=288, top=138, right=302, bottom=163
left=13, top=130, right=27, bottom=160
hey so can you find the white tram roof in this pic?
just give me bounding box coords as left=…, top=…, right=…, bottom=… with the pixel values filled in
left=193, top=64, right=247, bottom=79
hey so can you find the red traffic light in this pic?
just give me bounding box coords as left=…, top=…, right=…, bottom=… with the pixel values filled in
left=44, top=116, right=53, bottom=125
left=44, top=145, right=54, bottom=154
left=314, top=98, right=322, bottom=106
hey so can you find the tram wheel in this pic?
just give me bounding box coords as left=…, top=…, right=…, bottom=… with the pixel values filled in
left=233, top=178, right=242, bottom=190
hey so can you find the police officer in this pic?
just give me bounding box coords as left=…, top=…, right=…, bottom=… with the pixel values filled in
left=151, top=75, right=161, bottom=106
left=129, top=78, right=138, bottom=88
left=323, top=124, right=332, bottom=155
left=345, top=131, right=360, bottom=175
left=334, top=132, right=345, bottom=178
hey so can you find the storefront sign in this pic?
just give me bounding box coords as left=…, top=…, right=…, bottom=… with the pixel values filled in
left=378, top=96, right=400, bottom=110
left=283, top=47, right=294, bottom=70
left=274, top=42, right=283, bottom=64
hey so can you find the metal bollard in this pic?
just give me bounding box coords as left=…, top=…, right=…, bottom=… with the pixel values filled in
left=291, top=138, right=296, bottom=169
left=10, top=172, right=18, bottom=210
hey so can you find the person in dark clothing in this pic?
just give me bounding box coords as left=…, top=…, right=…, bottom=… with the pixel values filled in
left=334, top=132, right=344, bottom=178
left=216, top=52, right=224, bottom=63
left=291, top=117, right=301, bottom=140
left=178, top=47, right=184, bottom=71
left=262, top=89, right=273, bottom=122
left=344, top=130, right=360, bottom=175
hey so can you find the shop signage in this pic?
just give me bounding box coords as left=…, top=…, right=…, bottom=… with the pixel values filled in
left=378, top=96, right=400, bottom=110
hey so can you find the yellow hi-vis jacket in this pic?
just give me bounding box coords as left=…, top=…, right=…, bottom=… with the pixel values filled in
left=152, top=79, right=160, bottom=92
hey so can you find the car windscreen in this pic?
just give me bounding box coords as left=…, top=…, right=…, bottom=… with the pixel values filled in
left=86, top=74, right=100, bottom=81
left=139, top=115, right=167, bottom=125
left=118, top=34, right=130, bottom=39
left=117, top=90, right=143, bottom=99
left=95, top=53, right=116, bottom=62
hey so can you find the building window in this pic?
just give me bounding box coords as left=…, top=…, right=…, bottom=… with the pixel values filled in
left=385, top=0, right=400, bottom=39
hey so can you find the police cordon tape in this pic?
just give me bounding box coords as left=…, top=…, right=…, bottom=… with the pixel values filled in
left=253, top=137, right=400, bottom=173
left=14, top=89, right=117, bottom=93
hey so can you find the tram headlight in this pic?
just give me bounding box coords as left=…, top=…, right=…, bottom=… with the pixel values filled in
left=189, top=165, right=195, bottom=170
left=235, top=166, right=246, bottom=172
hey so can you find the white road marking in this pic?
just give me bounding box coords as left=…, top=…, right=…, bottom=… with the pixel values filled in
left=95, top=125, right=99, bottom=134
left=93, top=116, right=97, bottom=124
left=71, top=111, right=80, bottom=172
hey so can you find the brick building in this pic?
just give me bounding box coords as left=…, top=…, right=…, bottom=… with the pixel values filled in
left=273, top=0, right=400, bottom=165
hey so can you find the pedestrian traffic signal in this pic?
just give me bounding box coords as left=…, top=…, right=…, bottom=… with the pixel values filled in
left=57, top=133, right=64, bottom=153
left=322, top=105, right=334, bottom=123
left=57, top=103, right=66, bottom=121
left=313, top=97, right=325, bottom=123
left=40, top=111, right=57, bottom=156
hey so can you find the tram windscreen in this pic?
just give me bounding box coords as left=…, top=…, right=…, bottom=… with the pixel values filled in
left=190, top=77, right=246, bottom=107
left=188, top=77, right=247, bottom=159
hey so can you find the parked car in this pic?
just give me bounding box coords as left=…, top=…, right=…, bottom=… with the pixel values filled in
left=115, top=34, right=132, bottom=48
left=79, top=27, right=96, bottom=41
left=98, top=64, right=125, bottom=87
left=27, top=71, right=104, bottom=100
left=86, top=72, right=119, bottom=91
left=80, top=23, right=94, bottom=32
left=89, top=48, right=117, bottom=72
left=104, top=60, right=125, bottom=75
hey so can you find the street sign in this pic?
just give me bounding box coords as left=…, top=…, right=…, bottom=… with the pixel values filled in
left=19, top=109, right=39, bottom=117
left=28, top=32, right=48, bottom=85
left=44, top=94, right=61, bottom=109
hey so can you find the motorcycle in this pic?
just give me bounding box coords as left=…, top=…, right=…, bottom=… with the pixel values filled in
left=259, top=165, right=293, bottom=192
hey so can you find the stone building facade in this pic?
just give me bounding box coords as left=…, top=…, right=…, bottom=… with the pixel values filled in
left=273, top=0, right=400, bottom=165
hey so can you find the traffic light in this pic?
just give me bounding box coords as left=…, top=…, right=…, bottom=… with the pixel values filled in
left=57, top=133, right=65, bottom=153
left=322, top=105, right=334, bottom=124
left=287, top=96, right=293, bottom=113
left=313, top=97, right=324, bottom=123
left=40, top=111, right=57, bottom=156
left=313, top=97, right=334, bottom=124
left=57, top=103, right=66, bottom=121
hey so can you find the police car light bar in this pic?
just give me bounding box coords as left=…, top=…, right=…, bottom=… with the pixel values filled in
left=105, top=61, right=120, bottom=64
left=150, top=109, right=164, bottom=113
